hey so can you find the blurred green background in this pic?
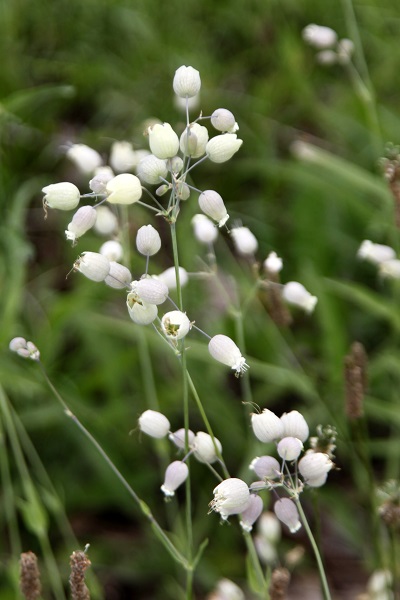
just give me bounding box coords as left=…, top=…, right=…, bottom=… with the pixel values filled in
left=2, top=0, right=400, bottom=598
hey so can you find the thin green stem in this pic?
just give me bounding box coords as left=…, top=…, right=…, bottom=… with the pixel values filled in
left=169, top=221, right=194, bottom=600
left=295, top=499, right=332, bottom=600
left=186, top=372, right=230, bottom=480
left=243, top=531, right=269, bottom=598
left=37, top=363, right=189, bottom=570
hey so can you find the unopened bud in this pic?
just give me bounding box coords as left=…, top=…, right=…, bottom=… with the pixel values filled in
left=138, top=409, right=170, bottom=438
left=66, top=205, right=97, bottom=244
left=136, top=225, right=162, bottom=256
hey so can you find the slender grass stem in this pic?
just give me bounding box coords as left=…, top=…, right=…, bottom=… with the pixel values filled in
left=37, top=363, right=189, bottom=570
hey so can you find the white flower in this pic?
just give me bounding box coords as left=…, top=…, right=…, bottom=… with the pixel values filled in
left=180, top=123, right=209, bottom=158
left=148, top=123, right=179, bottom=159
left=337, top=38, right=354, bottom=65
left=131, top=278, right=169, bottom=305
left=106, top=173, right=142, bottom=205
left=367, top=570, right=393, bottom=597
left=282, top=281, right=317, bottom=314
left=315, top=50, right=337, bottom=65
left=138, top=409, right=170, bottom=438
left=89, top=166, right=114, bottom=194
left=277, top=437, right=303, bottom=461
left=137, top=154, right=168, bottom=185
left=161, top=461, right=189, bottom=497
left=249, top=456, right=281, bottom=479
left=136, top=225, right=162, bottom=256
left=230, top=226, right=258, bottom=256
left=109, top=141, right=138, bottom=172
left=192, top=214, right=218, bottom=244
left=156, top=266, right=189, bottom=290
left=66, top=143, right=102, bottom=174
left=357, top=240, right=396, bottom=265
left=126, top=293, right=158, bottom=325
left=251, top=409, right=284, bottom=443
left=379, top=259, right=400, bottom=279
left=206, top=134, right=243, bottom=163
left=99, top=240, right=123, bottom=262
left=211, top=578, right=245, bottom=600
left=211, top=108, right=238, bottom=133
left=264, top=251, right=283, bottom=274
left=168, top=428, right=195, bottom=449
left=198, top=190, right=229, bottom=227
left=65, top=206, right=97, bottom=243
left=302, top=24, right=338, bottom=49
left=210, top=478, right=250, bottom=519
left=240, top=494, right=264, bottom=532
left=173, top=66, right=201, bottom=98
left=93, top=206, right=118, bottom=236
left=74, top=252, right=110, bottom=282
left=193, top=431, right=222, bottom=464
left=104, top=262, right=132, bottom=289
left=42, top=182, right=80, bottom=211
left=161, top=311, right=191, bottom=340
left=280, top=410, right=309, bottom=442
left=9, top=338, right=40, bottom=361
left=208, top=334, right=248, bottom=376
left=298, top=452, right=333, bottom=486
left=274, top=498, right=301, bottom=533
left=257, top=511, right=281, bottom=544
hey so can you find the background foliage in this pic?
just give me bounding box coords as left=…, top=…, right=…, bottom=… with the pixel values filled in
left=2, top=0, right=400, bottom=598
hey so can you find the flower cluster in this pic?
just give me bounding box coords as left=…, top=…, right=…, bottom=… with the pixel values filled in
left=39, top=65, right=251, bottom=376
left=358, top=239, right=400, bottom=279
left=248, top=409, right=334, bottom=532
left=138, top=409, right=223, bottom=497
left=302, top=23, right=354, bottom=66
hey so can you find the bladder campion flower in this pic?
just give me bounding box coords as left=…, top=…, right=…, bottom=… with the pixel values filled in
left=138, top=409, right=170, bottom=438
left=161, top=461, right=189, bottom=497
left=209, top=478, right=250, bottom=520
left=42, top=182, right=81, bottom=211
left=240, top=494, right=264, bottom=532
left=74, top=252, right=110, bottom=282
left=66, top=143, right=102, bottom=174
left=173, top=65, right=201, bottom=98
left=148, top=123, right=179, bottom=159
left=280, top=410, right=309, bottom=442
left=104, top=262, right=132, bottom=289
left=208, top=334, right=248, bottom=376
left=126, top=294, right=158, bottom=325
left=302, top=24, right=338, bottom=49
left=193, top=432, right=222, bottom=464
left=180, top=123, right=209, bottom=158
left=191, top=214, right=218, bottom=244
left=211, top=108, right=238, bottom=133
left=230, top=226, right=258, bottom=256
left=106, top=173, right=142, bottom=205
left=206, top=134, right=243, bottom=163
left=198, top=190, right=229, bottom=227
left=249, top=456, right=281, bottom=479
left=137, top=154, right=168, bottom=185
left=136, top=225, right=162, bottom=256
left=282, top=282, right=317, bottom=314
left=131, top=278, right=169, bottom=305
left=65, top=206, right=97, bottom=244
left=251, top=409, right=284, bottom=443
left=274, top=498, right=301, bottom=533
left=161, top=311, right=191, bottom=340
left=277, top=437, right=303, bottom=461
